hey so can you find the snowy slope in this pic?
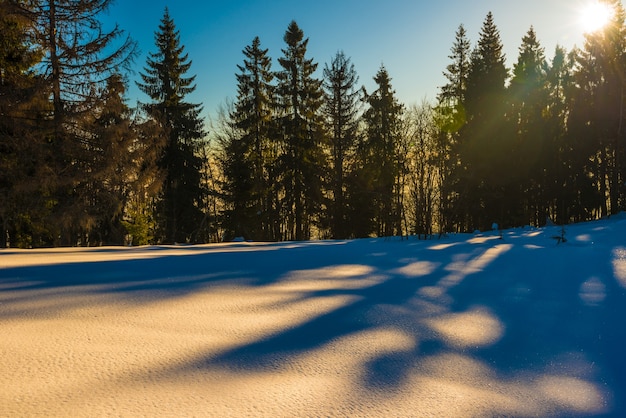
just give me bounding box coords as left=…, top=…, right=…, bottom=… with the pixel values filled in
left=1, top=215, right=625, bottom=417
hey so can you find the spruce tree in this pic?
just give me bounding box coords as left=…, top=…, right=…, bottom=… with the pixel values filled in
left=275, top=21, right=325, bottom=241
left=466, top=12, right=507, bottom=121
left=217, top=116, right=253, bottom=241
left=322, top=51, right=362, bottom=239
left=456, top=12, right=508, bottom=231
left=508, top=27, right=549, bottom=226
left=439, top=24, right=471, bottom=108
left=357, top=66, right=404, bottom=237
left=227, top=36, right=276, bottom=240
left=436, top=24, right=471, bottom=232
left=544, top=46, right=574, bottom=224
left=137, top=8, right=207, bottom=244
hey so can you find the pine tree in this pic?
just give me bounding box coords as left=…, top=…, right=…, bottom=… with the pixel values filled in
left=358, top=65, right=404, bottom=237
left=1, top=0, right=136, bottom=246
left=31, top=0, right=137, bottom=245
left=0, top=0, right=48, bottom=247
left=275, top=21, right=325, bottom=241
left=544, top=46, right=574, bottom=224
left=226, top=36, right=276, bottom=240
left=436, top=24, right=471, bottom=232
left=439, top=24, right=471, bottom=108
left=137, top=8, right=207, bottom=244
left=466, top=12, right=508, bottom=121
left=456, top=12, right=508, bottom=231
left=322, top=51, right=362, bottom=239
left=508, top=27, right=549, bottom=226
left=217, top=117, right=253, bottom=241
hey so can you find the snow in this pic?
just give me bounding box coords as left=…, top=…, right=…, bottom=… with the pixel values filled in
left=2, top=215, right=626, bottom=417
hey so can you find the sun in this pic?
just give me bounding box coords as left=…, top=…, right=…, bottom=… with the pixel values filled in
left=580, top=1, right=614, bottom=33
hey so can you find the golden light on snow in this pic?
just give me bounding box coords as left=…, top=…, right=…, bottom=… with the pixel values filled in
left=394, top=261, right=438, bottom=278
left=0, top=236, right=617, bottom=417
left=424, top=306, right=504, bottom=348
left=537, top=376, right=607, bottom=413
left=580, top=0, right=614, bottom=33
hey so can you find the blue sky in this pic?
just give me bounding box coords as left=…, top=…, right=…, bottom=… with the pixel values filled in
left=101, top=0, right=620, bottom=120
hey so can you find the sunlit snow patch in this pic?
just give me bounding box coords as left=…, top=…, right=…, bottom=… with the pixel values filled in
left=424, top=306, right=504, bottom=349
left=613, top=247, right=626, bottom=288
left=395, top=261, right=438, bottom=278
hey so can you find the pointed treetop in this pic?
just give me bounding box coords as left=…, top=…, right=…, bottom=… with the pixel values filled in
left=284, top=20, right=306, bottom=47
left=469, top=11, right=507, bottom=86
left=373, top=64, right=394, bottom=92
left=476, top=12, right=505, bottom=62
left=513, top=26, right=546, bottom=80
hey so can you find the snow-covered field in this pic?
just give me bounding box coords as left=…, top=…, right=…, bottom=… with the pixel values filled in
left=2, top=216, right=626, bottom=417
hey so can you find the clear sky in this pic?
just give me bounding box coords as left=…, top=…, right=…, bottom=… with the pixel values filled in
left=101, top=0, right=623, bottom=121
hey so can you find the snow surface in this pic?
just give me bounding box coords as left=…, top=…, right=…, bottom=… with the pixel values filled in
left=2, top=215, right=626, bottom=417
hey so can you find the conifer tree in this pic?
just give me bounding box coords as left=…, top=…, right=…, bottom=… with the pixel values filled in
left=121, top=114, right=165, bottom=246
left=466, top=12, right=508, bottom=121
left=436, top=24, right=471, bottom=232
left=217, top=115, right=252, bottom=241
left=226, top=36, right=276, bottom=240
left=357, top=66, right=404, bottom=237
left=544, top=46, right=574, bottom=224
left=275, top=21, right=325, bottom=241
left=508, top=27, right=549, bottom=226
left=0, top=0, right=48, bottom=247
left=8, top=0, right=137, bottom=245
left=34, top=0, right=136, bottom=123
left=456, top=12, right=508, bottom=231
left=322, top=51, right=362, bottom=239
left=137, top=8, right=207, bottom=244
left=439, top=24, right=471, bottom=109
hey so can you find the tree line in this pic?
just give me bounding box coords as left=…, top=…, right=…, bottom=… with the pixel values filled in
left=1, top=0, right=625, bottom=247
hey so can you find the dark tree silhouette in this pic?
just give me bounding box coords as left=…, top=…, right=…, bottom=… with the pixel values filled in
left=322, top=51, right=362, bottom=239
left=355, top=66, right=404, bottom=237
left=275, top=21, right=325, bottom=241
left=224, top=36, right=276, bottom=241
left=137, top=8, right=207, bottom=244
left=454, top=11, right=508, bottom=231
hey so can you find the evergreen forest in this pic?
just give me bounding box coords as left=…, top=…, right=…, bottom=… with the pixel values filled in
left=2, top=0, right=626, bottom=247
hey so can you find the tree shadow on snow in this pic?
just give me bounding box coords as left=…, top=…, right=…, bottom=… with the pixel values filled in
left=2, top=235, right=625, bottom=416
left=168, top=236, right=626, bottom=416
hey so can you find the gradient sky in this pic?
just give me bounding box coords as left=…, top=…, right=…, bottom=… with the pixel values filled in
left=101, top=0, right=622, bottom=121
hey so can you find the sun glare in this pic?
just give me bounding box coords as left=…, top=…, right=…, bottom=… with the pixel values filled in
left=580, top=1, right=614, bottom=33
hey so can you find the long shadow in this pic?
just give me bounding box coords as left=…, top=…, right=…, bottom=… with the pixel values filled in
left=445, top=240, right=626, bottom=415
left=0, top=241, right=354, bottom=318
left=197, top=269, right=446, bottom=371
left=5, top=234, right=624, bottom=415
left=0, top=241, right=351, bottom=289
left=167, top=235, right=626, bottom=416
left=176, top=239, right=472, bottom=389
